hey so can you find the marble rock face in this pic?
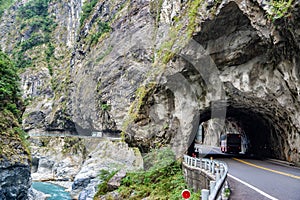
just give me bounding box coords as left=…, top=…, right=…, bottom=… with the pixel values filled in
left=0, top=0, right=299, bottom=167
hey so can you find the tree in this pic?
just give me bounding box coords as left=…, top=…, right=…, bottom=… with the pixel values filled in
left=0, top=51, right=22, bottom=118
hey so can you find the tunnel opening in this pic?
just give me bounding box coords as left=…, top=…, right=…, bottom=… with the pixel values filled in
left=186, top=97, right=287, bottom=160
left=225, top=106, right=275, bottom=157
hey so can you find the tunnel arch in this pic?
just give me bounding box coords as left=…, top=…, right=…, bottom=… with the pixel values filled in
left=125, top=0, right=299, bottom=165
left=196, top=102, right=289, bottom=160
left=185, top=1, right=295, bottom=161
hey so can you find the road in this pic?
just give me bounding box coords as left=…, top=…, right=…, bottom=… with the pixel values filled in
left=29, top=133, right=122, bottom=141
left=224, top=158, right=300, bottom=200
left=195, top=145, right=300, bottom=200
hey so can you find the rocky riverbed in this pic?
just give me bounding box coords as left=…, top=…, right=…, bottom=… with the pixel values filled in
left=29, top=136, right=143, bottom=199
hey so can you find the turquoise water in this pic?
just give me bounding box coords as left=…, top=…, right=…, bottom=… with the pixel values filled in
left=32, top=182, right=71, bottom=200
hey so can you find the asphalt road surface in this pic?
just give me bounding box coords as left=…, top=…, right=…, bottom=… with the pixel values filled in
left=224, top=158, right=300, bottom=200
left=196, top=145, right=300, bottom=200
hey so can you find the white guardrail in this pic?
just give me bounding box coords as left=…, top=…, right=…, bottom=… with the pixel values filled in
left=183, top=155, right=229, bottom=200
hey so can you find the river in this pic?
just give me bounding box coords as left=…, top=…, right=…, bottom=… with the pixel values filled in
left=32, top=182, right=71, bottom=200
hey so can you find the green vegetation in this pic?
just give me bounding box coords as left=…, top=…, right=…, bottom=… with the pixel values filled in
left=0, top=111, right=31, bottom=161
left=0, top=51, right=30, bottom=162
left=187, top=0, right=203, bottom=37
left=13, top=0, right=56, bottom=69
left=0, top=51, right=22, bottom=118
left=82, top=0, right=132, bottom=47
left=93, top=148, right=199, bottom=200
left=19, top=0, right=50, bottom=19
left=269, top=0, right=294, bottom=20
left=121, top=82, right=156, bottom=138
left=96, top=45, right=113, bottom=63
left=80, top=0, right=98, bottom=26
left=122, top=1, right=210, bottom=136
left=0, top=0, right=16, bottom=17
left=149, top=0, right=164, bottom=24
left=118, top=148, right=200, bottom=200
left=224, top=188, right=230, bottom=198
left=46, top=42, right=55, bottom=75
left=20, top=33, right=50, bottom=52
left=100, top=103, right=111, bottom=111
left=13, top=53, right=32, bottom=69
left=94, top=169, right=118, bottom=199
left=143, top=147, right=175, bottom=170
left=62, top=137, right=86, bottom=155
left=40, top=137, right=51, bottom=147
left=89, top=21, right=111, bottom=46
left=156, top=0, right=204, bottom=65
left=117, top=161, right=198, bottom=200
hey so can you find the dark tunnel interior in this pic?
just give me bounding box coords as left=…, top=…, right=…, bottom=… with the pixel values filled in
left=188, top=103, right=284, bottom=159
left=225, top=106, right=275, bottom=157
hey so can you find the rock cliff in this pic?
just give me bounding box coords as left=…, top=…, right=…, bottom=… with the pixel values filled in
left=0, top=50, right=31, bottom=199
left=0, top=0, right=299, bottom=165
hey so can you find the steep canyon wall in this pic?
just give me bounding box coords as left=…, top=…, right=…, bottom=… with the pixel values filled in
left=0, top=0, right=299, bottom=165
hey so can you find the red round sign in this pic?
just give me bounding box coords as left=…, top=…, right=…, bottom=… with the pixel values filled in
left=181, top=189, right=191, bottom=199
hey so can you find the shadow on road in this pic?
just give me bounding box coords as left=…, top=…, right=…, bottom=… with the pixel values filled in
left=200, top=152, right=267, bottom=160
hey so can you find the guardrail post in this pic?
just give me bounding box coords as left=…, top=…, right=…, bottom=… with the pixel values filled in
left=210, top=180, right=216, bottom=194
left=201, top=189, right=209, bottom=200
left=208, top=160, right=210, bottom=172
left=215, top=168, right=220, bottom=182
left=220, top=167, right=224, bottom=177
left=207, top=160, right=210, bottom=172
left=211, top=162, right=215, bottom=174
left=199, top=159, right=202, bottom=169
left=184, top=155, right=188, bottom=163
left=194, top=158, right=197, bottom=167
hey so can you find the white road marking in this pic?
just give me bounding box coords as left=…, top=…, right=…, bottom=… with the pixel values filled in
left=228, top=173, right=279, bottom=200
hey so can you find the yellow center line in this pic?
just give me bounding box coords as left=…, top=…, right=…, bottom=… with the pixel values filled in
left=233, top=158, right=300, bottom=180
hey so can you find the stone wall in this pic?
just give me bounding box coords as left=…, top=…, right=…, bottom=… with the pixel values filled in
left=182, top=162, right=213, bottom=192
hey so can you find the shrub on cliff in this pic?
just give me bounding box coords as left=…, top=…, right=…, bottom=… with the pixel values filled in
left=0, top=0, right=15, bottom=17
left=0, top=50, right=29, bottom=162
left=0, top=51, right=22, bottom=118
left=94, top=147, right=200, bottom=200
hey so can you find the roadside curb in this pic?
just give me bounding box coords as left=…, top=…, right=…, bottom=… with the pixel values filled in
left=220, top=181, right=230, bottom=200
left=266, top=158, right=295, bottom=167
